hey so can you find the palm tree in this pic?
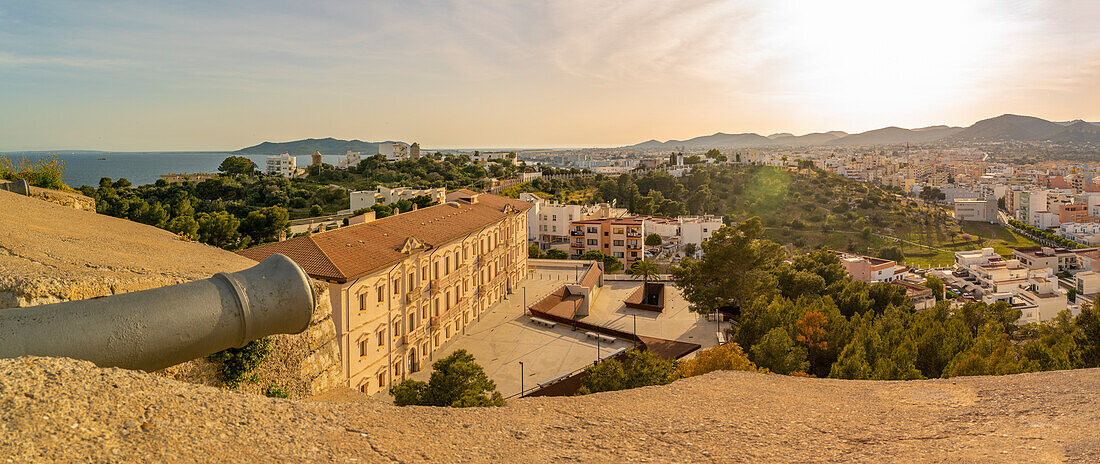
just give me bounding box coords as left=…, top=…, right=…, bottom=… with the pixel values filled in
left=630, top=259, right=659, bottom=287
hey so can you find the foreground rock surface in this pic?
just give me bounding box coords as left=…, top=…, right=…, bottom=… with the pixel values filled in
left=0, top=191, right=342, bottom=398
left=2, top=357, right=1098, bottom=463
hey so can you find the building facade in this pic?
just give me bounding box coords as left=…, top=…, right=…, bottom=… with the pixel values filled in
left=954, top=199, right=997, bottom=223
left=350, top=186, right=447, bottom=212
left=380, top=142, right=410, bottom=161
left=570, top=217, right=646, bottom=265
left=266, top=153, right=297, bottom=177
left=239, top=191, right=532, bottom=395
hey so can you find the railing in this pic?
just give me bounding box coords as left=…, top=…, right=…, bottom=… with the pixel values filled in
left=626, top=244, right=642, bottom=250
left=571, top=242, right=585, bottom=248
left=570, top=230, right=584, bottom=236
left=403, top=325, right=427, bottom=345
left=405, top=291, right=421, bottom=305
left=626, top=231, right=642, bottom=238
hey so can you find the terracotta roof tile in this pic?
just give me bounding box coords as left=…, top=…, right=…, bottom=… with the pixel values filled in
left=238, top=193, right=532, bottom=282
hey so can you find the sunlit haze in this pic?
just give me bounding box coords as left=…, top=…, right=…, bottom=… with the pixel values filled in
left=2, top=0, right=1099, bottom=151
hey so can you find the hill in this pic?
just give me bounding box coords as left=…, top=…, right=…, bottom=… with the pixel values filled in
left=623, top=114, right=1100, bottom=149
left=948, top=114, right=1065, bottom=142
left=5, top=356, right=1098, bottom=462
left=236, top=137, right=403, bottom=155
left=827, top=125, right=963, bottom=146
left=1041, top=120, right=1100, bottom=144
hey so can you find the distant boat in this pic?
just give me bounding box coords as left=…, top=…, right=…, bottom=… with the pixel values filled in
left=97, top=157, right=106, bottom=160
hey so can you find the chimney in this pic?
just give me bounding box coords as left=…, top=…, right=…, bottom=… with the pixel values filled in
left=412, top=204, right=418, bottom=211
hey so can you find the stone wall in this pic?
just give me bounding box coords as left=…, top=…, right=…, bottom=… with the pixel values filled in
left=0, top=190, right=344, bottom=399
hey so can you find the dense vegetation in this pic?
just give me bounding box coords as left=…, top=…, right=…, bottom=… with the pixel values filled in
left=579, top=342, right=766, bottom=394
left=391, top=350, right=505, bottom=407
left=670, top=218, right=1100, bottom=380
left=80, top=154, right=530, bottom=251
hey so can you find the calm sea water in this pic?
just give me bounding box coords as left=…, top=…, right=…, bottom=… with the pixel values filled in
left=2, top=152, right=345, bottom=188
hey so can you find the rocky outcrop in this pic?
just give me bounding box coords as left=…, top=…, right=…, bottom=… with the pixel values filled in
left=0, top=180, right=96, bottom=211
left=2, top=356, right=1099, bottom=463
left=0, top=190, right=343, bottom=398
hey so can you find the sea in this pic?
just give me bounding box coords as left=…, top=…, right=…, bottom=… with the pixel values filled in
left=1, top=151, right=347, bottom=188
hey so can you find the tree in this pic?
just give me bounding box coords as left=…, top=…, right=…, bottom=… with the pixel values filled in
left=528, top=244, right=543, bottom=259
left=391, top=349, right=504, bottom=407
left=750, top=327, right=809, bottom=375
left=580, top=250, right=623, bottom=273
left=683, top=242, right=697, bottom=257
left=672, top=218, right=785, bottom=314
left=645, top=233, right=662, bottom=247
left=238, top=206, right=289, bottom=245
left=918, top=186, right=945, bottom=203
left=630, top=259, right=659, bottom=286
left=923, top=275, right=945, bottom=301
left=578, top=350, right=676, bottom=394
left=309, top=204, right=323, bottom=217
left=545, top=249, right=568, bottom=259
left=218, top=156, right=258, bottom=176
left=672, top=342, right=765, bottom=379
left=878, top=246, right=904, bottom=263
left=196, top=211, right=243, bottom=249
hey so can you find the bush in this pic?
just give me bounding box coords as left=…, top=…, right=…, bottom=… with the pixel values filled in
left=673, top=342, right=766, bottom=379
left=578, top=350, right=676, bottom=394
left=208, top=337, right=272, bottom=388
left=0, top=155, right=66, bottom=190
left=265, top=384, right=289, bottom=398
left=390, top=349, right=504, bottom=407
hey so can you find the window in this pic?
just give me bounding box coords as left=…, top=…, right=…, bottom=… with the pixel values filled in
left=408, top=273, right=414, bottom=290
left=444, top=256, right=450, bottom=274
left=377, top=285, right=385, bottom=302
left=587, top=227, right=597, bottom=233
left=552, top=226, right=556, bottom=232
left=393, top=321, right=401, bottom=336
left=359, top=339, right=368, bottom=357
left=408, top=314, right=415, bottom=331
left=613, top=240, right=624, bottom=246
left=421, top=265, right=428, bottom=281
left=613, top=228, right=624, bottom=234
left=393, top=277, right=400, bottom=295
left=552, top=214, right=557, bottom=221
left=614, top=252, right=624, bottom=258
left=434, top=262, right=439, bottom=279
left=359, top=294, right=366, bottom=311
left=360, top=383, right=368, bottom=393
left=377, top=329, right=385, bottom=346
left=587, top=239, right=598, bottom=246
left=378, top=372, right=385, bottom=388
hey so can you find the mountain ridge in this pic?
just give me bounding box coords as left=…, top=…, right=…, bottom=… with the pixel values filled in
left=623, top=114, right=1100, bottom=149
left=235, top=137, right=406, bottom=155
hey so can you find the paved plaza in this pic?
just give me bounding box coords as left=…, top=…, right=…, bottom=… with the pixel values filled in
left=406, top=264, right=726, bottom=398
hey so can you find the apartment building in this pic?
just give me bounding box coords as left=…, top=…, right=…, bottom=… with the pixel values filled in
left=570, top=217, right=646, bottom=265
left=379, top=142, right=410, bottom=161
left=1013, top=247, right=1089, bottom=273
left=679, top=215, right=724, bottom=248
left=838, top=254, right=908, bottom=283
left=969, top=260, right=1029, bottom=296
left=954, top=199, right=997, bottom=223
left=337, top=151, right=362, bottom=170
left=350, top=186, right=447, bottom=211
left=266, top=153, right=297, bottom=177
left=955, top=248, right=1004, bottom=269
left=519, top=193, right=627, bottom=244
left=239, top=190, right=532, bottom=394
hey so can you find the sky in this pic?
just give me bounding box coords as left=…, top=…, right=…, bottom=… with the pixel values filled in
left=1, top=0, right=1099, bottom=151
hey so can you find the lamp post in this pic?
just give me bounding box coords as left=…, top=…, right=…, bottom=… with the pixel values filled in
left=632, top=314, right=637, bottom=348
left=595, top=335, right=600, bottom=365
left=715, top=308, right=721, bottom=343
left=519, top=361, right=524, bottom=398
left=523, top=287, right=527, bottom=315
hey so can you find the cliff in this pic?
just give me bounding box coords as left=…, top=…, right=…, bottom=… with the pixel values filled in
left=2, top=356, right=1098, bottom=462
left=0, top=190, right=343, bottom=398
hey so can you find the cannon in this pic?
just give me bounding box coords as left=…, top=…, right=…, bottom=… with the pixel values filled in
left=0, top=254, right=314, bottom=371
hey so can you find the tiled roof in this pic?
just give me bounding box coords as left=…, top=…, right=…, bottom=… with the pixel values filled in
left=238, top=193, right=532, bottom=282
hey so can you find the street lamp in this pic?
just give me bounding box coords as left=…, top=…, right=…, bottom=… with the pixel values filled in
left=519, top=361, right=524, bottom=398
left=632, top=314, right=637, bottom=348
left=595, top=335, right=600, bottom=365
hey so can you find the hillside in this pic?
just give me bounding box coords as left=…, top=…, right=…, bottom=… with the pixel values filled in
left=1042, top=120, right=1100, bottom=144
left=236, top=137, right=403, bottom=155
left=623, top=113, right=1100, bottom=149
left=949, top=114, right=1065, bottom=142
left=4, top=356, right=1098, bottom=462
left=826, top=125, right=963, bottom=146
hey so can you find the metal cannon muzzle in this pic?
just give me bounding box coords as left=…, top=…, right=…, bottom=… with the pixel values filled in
left=0, top=254, right=314, bottom=371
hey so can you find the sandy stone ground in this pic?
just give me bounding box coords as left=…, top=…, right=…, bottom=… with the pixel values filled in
left=2, top=356, right=1098, bottom=463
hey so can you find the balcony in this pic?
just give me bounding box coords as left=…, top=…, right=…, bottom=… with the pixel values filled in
left=571, top=242, right=586, bottom=249
left=405, top=290, right=421, bottom=305
left=626, top=231, right=642, bottom=238
left=626, top=243, right=642, bottom=250
left=403, top=325, right=427, bottom=345
left=570, top=230, right=585, bottom=236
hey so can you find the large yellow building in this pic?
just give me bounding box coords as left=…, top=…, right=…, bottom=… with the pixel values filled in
left=240, top=190, right=531, bottom=394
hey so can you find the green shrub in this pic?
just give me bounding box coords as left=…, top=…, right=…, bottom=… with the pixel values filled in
left=208, top=337, right=272, bottom=388
left=0, top=155, right=66, bottom=190
left=265, top=384, right=289, bottom=398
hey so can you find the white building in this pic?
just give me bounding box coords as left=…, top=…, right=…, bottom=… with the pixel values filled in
left=955, top=248, right=1003, bottom=269
left=519, top=193, right=627, bottom=244
left=954, top=199, right=997, bottom=223
left=1015, top=274, right=1069, bottom=324
left=349, top=186, right=446, bottom=212
left=379, top=142, right=410, bottom=161
left=678, top=215, right=724, bottom=248
left=265, top=153, right=297, bottom=177
left=337, top=151, right=362, bottom=170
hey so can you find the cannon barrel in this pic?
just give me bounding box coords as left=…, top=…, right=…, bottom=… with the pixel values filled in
left=0, top=254, right=314, bottom=372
